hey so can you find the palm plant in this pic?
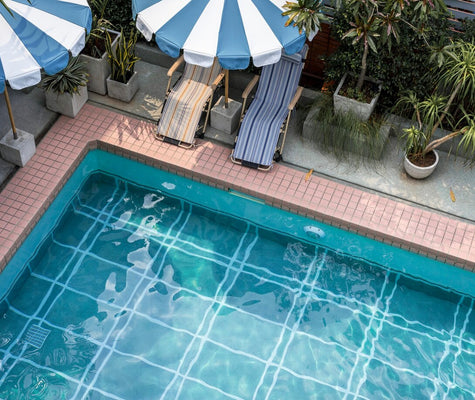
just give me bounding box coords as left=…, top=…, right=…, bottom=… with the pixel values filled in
left=399, top=40, right=475, bottom=165
left=105, top=28, right=139, bottom=84
left=342, top=0, right=382, bottom=92
left=283, top=0, right=446, bottom=95
left=343, top=0, right=447, bottom=93
left=282, top=0, right=327, bottom=40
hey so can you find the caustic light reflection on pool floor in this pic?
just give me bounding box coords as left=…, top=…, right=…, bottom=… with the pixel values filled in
left=0, top=172, right=474, bottom=399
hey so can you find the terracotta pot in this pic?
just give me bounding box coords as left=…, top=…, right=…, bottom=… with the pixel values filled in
left=404, top=150, right=439, bottom=179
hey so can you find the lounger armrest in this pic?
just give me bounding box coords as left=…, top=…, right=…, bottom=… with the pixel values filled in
left=288, top=86, right=304, bottom=111
left=211, top=72, right=225, bottom=91
left=167, top=55, right=184, bottom=77
left=242, top=75, right=259, bottom=100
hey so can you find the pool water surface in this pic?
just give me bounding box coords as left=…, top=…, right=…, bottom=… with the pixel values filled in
left=0, top=151, right=474, bottom=399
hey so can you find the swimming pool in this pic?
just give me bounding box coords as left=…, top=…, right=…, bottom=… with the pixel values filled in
left=0, top=150, right=474, bottom=399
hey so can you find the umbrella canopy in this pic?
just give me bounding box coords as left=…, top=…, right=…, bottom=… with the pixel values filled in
left=132, top=0, right=307, bottom=70
left=0, top=0, right=92, bottom=93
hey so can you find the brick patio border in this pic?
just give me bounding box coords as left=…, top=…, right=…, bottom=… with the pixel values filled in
left=1, top=104, right=474, bottom=271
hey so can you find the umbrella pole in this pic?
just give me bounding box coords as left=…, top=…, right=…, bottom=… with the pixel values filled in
left=225, top=70, right=229, bottom=108
left=4, top=87, right=18, bottom=140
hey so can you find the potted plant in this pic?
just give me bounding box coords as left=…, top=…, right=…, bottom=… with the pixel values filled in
left=398, top=40, right=475, bottom=179
left=42, top=56, right=89, bottom=118
left=79, top=0, right=120, bottom=95
left=105, top=28, right=140, bottom=102
left=287, top=0, right=446, bottom=121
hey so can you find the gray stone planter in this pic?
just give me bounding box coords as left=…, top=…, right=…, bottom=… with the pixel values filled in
left=333, top=73, right=382, bottom=122
left=44, top=85, right=88, bottom=117
left=106, top=71, right=139, bottom=103
left=79, top=29, right=120, bottom=95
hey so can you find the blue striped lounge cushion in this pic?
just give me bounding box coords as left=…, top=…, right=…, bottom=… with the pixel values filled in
left=233, top=47, right=306, bottom=167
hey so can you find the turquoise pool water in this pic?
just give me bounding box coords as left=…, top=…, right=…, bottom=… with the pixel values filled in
left=0, top=150, right=474, bottom=399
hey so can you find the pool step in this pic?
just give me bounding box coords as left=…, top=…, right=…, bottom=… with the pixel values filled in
left=24, top=324, right=50, bottom=348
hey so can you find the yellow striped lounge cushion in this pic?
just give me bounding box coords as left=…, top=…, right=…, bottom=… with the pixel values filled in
left=158, top=59, right=222, bottom=144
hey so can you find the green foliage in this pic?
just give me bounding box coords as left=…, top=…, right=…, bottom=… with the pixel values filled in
left=282, top=0, right=327, bottom=38
left=401, top=126, right=428, bottom=161
left=106, top=28, right=140, bottom=84
left=396, top=41, right=475, bottom=165
left=310, top=94, right=388, bottom=161
left=459, top=18, right=475, bottom=42
left=457, top=111, right=475, bottom=163
left=102, top=0, right=133, bottom=35
left=438, top=40, right=475, bottom=106
left=41, top=57, right=88, bottom=94
left=323, top=0, right=449, bottom=102
left=325, top=6, right=452, bottom=111
left=84, top=0, right=113, bottom=58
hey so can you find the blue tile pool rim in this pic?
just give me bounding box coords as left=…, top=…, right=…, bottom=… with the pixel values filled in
left=1, top=149, right=474, bottom=303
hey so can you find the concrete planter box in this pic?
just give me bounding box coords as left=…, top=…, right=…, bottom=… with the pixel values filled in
left=106, top=71, right=139, bottom=103
left=44, top=85, right=88, bottom=117
left=333, top=73, right=382, bottom=122
left=303, top=104, right=390, bottom=160
left=79, top=29, right=120, bottom=95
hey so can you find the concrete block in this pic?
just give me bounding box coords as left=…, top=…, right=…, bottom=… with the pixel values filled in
left=0, top=129, right=36, bottom=167
left=44, top=85, right=88, bottom=118
left=210, top=96, right=242, bottom=134
left=106, top=72, right=139, bottom=103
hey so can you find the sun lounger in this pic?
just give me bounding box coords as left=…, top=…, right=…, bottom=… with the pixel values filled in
left=231, top=45, right=308, bottom=170
left=156, top=56, right=224, bottom=148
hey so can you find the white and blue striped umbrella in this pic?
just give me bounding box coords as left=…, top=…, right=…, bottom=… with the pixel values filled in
left=132, top=0, right=307, bottom=70
left=0, top=0, right=92, bottom=93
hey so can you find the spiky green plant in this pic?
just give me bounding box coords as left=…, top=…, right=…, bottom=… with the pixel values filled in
left=105, top=28, right=140, bottom=84
left=41, top=56, right=88, bottom=94
left=311, top=94, right=388, bottom=162
left=398, top=41, right=475, bottom=165
left=84, top=0, right=113, bottom=58
left=282, top=0, right=327, bottom=39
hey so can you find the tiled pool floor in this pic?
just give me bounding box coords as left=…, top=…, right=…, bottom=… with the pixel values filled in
left=0, top=104, right=474, bottom=271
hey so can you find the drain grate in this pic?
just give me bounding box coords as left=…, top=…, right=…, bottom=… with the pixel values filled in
left=24, top=325, right=50, bottom=348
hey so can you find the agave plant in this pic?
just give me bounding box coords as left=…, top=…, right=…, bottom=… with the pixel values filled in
left=105, top=28, right=140, bottom=84
left=41, top=56, right=88, bottom=94
left=282, top=0, right=327, bottom=40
